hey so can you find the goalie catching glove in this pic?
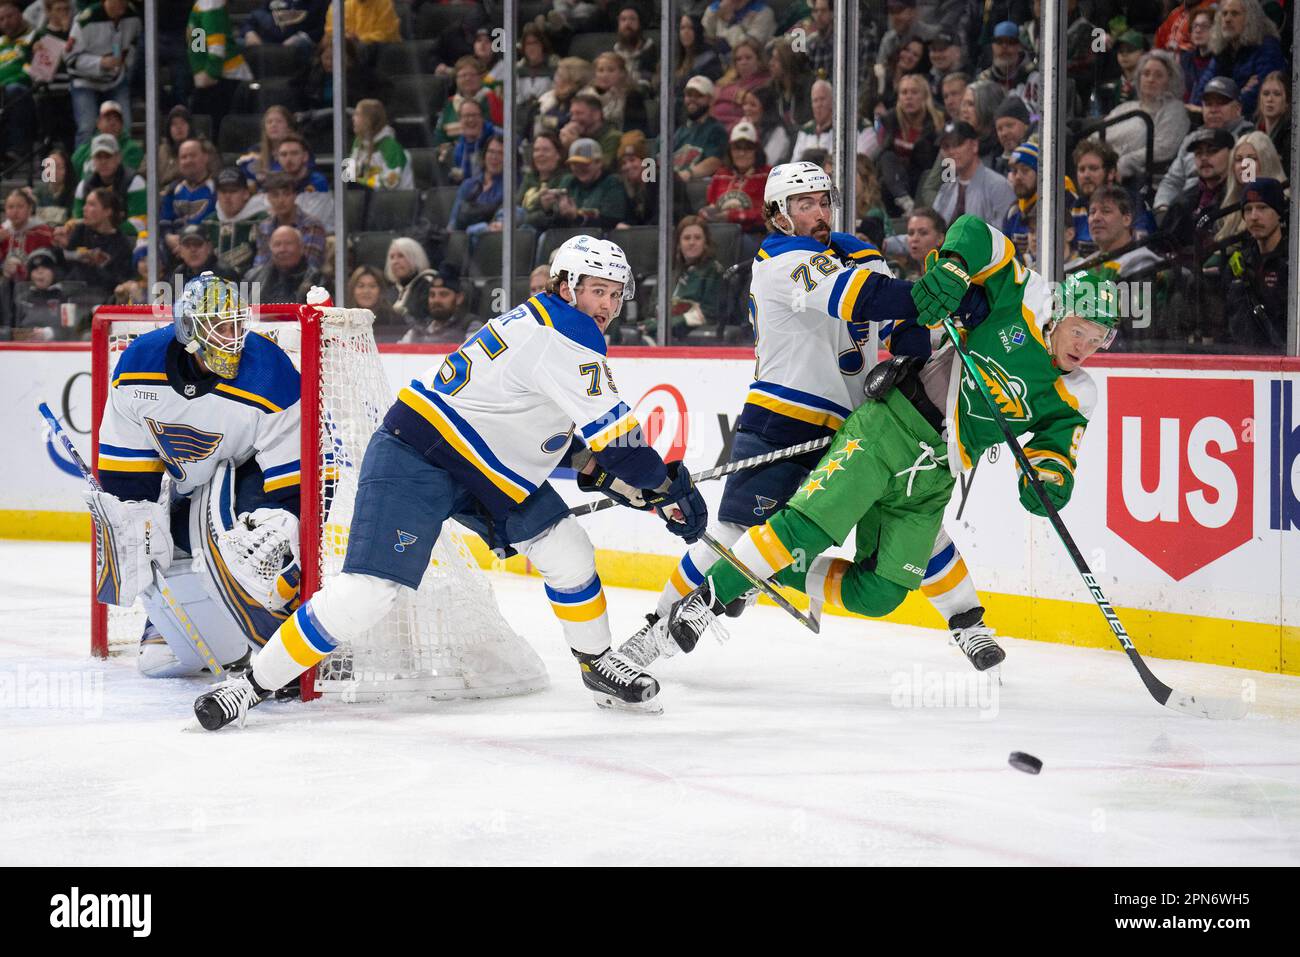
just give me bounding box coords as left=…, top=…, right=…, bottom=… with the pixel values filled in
left=577, top=460, right=708, bottom=543
left=216, top=507, right=301, bottom=611
left=1017, top=458, right=1074, bottom=517
left=85, top=489, right=173, bottom=606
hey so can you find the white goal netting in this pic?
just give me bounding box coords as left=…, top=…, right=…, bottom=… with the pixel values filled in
left=92, top=305, right=548, bottom=700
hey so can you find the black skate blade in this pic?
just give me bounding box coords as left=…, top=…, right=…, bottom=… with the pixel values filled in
left=591, top=691, right=664, bottom=715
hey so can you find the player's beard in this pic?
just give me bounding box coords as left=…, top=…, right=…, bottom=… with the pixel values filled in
left=811, top=220, right=830, bottom=243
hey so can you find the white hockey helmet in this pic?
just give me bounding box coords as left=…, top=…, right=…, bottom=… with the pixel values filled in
left=549, top=235, right=635, bottom=317
left=763, top=161, right=840, bottom=235
left=173, top=272, right=250, bottom=380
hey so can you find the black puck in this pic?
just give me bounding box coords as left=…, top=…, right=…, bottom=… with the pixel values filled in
left=1008, top=751, right=1043, bottom=774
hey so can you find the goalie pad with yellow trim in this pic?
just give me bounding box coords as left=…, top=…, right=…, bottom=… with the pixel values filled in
left=85, top=488, right=173, bottom=606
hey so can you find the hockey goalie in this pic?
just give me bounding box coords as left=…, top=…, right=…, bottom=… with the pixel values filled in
left=89, top=273, right=303, bottom=678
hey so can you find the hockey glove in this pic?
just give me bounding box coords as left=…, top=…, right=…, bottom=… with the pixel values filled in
left=653, top=462, right=708, bottom=544
left=1017, top=459, right=1074, bottom=517
left=577, top=464, right=655, bottom=510
left=219, top=508, right=301, bottom=611
left=84, top=489, right=173, bottom=606
left=911, top=249, right=971, bottom=328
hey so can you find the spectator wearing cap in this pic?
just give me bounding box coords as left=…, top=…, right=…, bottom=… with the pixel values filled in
left=1224, top=176, right=1288, bottom=349
left=1190, top=0, right=1286, bottom=117
left=1103, top=49, right=1190, bottom=182
left=1215, top=130, right=1285, bottom=243
left=550, top=138, right=627, bottom=230
left=349, top=99, right=413, bottom=191
left=977, top=21, right=1034, bottom=103
left=1, top=187, right=53, bottom=282
left=1253, top=70, right=1290, bottom=172
left=1070, top=138, right=1155, bottom=258
left=70, top=99, right=144, bottom=186
left=246, top=224, right=323, bottom=304
left=674, top=75, right=728, bottom=183
left=12, top=247, right=67, bottom=340
left=276, top=133, right=332, bottom=228
left=161, top=139, right=218, bottom=257
left=992, top=96, right=1032, bottom=175
left=702, top=0, right=776, bottom=52
left=112, top=244, right=150, bottom=305
left=156, top=105, right=213, bottom=191
left=401, top=262, right=481, bottom=345
left=877, top=1, right=938, bottom=71
left=613, top=130, right=657, bottom=228
left=434, top=55, right=505, bottom=147
left=171, top=223, right=238, bottom=286
left=441, top=98, right=497, bottom=187
left=932, top=120, right=1015, bottom=227
left=51, top=185, right=133, bottom=300
left=672, top=14, right=722, bottom=114
left=252, top=171, right=326, bottom=271
left=1161, top=126, right=1235, bottom=246
left=1156, top=0, right=1217, bottom=54
left=560, top=92, right=623, bottom=172
left=469, top=26, right=503, bottom=92
left=711, top=37, right=768, bottom=133
left=1095, top=30, right=1149, bottom=112
left=926, top=32, right=966, bottom=99
left=71, top=134, right=146, bottom=236
left=1179, top=7, right=1217, bottom=103
left=875, top=73, right=943, bottom=215
left=1154, top=75, right=1252, bottom=212
left=241, top=0, right=328, bottom=50
left=700, top=120, right=770, bottom=235
left=65, top=0, right=140, bottom=147
left=585, top=51, right=647, bottom=135
left=1000, top=141, right=1040, bottom=262
left=450, top=134, right=509, bottom=238
left=614, top=4, right=657, bottom=92
left=209, top=167, right=266, bottom=276
left=531, top=56, right=591, bottom=140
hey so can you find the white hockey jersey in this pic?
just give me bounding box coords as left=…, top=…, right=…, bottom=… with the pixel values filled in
left=739, top=231, right=916, bottom=444
left=98, top=327, right=302, bottom=507
left=384, top=292, right=667, bottom=517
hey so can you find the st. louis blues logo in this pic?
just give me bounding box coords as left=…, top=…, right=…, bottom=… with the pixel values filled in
left=753, top=495, right=779, bottom=516
left=145, top=417, right=223, bottom=481
left=394, top=529, right=419, bottom=553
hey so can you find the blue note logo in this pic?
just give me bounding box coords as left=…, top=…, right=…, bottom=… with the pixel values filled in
left=145, top=417, right=223, bottom=481
left=753, top=495, right=779, bottom=516
left=394, top=529, right=419, bottom=553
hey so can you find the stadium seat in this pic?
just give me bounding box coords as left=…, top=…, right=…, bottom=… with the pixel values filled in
left=217, top=113, right=263, bottom=157
left=393, top=119, right=436, bottom=150
left=568, top=32, right=619, bottom=62
left=407, top=148, right=439, bottom=189
left=467, top=230, right=538, bottom=278
left=686, top=178, right=710, bottom=213
left=242, top=44, right=306, bottom=81
left=344, top=190, right=367, bottom=230
left=237, top=77, right=303, bottom=113
left=535, top=226, right=593, bottom=268
left=443, top=230, right=470, bottom=270
left=423, top=186, right=460, bottom=226
left=611, top=225, right=659, bottom=279
left=415, top=2, right=481, bottom=40
left=351, top=231, right=397, bottom=272
left=375, top=40, right=437, bottom=77
left=707, top=223, right=742, bottom=267
left=366, top=190, right=422, bottom=230
left=386, top=74, right=449, bottom=122
left=642, top=98, right=659, bottom=139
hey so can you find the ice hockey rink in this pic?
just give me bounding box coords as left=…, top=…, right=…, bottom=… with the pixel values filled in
left=2, top=539, right=1298, bottom=868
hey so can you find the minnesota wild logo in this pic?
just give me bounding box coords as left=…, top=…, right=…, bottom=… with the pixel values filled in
left=961, top=353, right=1031, bottom=422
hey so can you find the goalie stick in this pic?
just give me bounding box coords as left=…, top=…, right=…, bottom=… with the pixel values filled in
left=939, top=319, right=1246, bottom=720
left=37, top=402, right=226, bottom=677
left=701, top=531, right=820, bottom=635
left=567, top=435, right=833, bottom=518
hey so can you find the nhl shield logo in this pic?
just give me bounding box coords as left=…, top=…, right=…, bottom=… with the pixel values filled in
left=394, top=529, right=419, bottom=553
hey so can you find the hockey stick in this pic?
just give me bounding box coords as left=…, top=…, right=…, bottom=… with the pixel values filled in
left=701, top=531, right=820, bottom=635
left=567, top=436, right=833, bottom=518
left=37, top=402, right=226, bottom=676
left=938, top=320, right=1246, bottom=720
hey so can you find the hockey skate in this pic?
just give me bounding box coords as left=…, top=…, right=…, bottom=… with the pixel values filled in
left=948, top=607, right=1005, bottom=672
left=617, top=613, right=676, bottom=669
left=194, top=674, right=270, bottom=730
left=575, top=648, right=662, bottom=714
left=665, top=578, right=730, bottom=654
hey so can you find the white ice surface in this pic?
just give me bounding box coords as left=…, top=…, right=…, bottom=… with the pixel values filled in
left=1, top=541, right=1298, bottom=866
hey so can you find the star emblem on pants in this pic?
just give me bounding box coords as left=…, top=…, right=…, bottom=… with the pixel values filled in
left=800, top=476, right=825, bottom=495
left=839, top=439, right=862, bottom=458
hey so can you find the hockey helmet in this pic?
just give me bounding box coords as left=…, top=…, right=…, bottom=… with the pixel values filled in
left=763, top=161, right=840, bottom=235
left=1055, top=269, right=1120, bottom=349
left=549, top=236, right=635, bottom=318
left=173, top=272, right=250, bottom=379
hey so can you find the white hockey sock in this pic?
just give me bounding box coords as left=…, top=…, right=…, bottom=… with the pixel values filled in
left=655, top=522, right=744, bottom=618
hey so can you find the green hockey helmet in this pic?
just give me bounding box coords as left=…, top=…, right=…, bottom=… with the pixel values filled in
left=1055, top=269, right=1120, bottom=349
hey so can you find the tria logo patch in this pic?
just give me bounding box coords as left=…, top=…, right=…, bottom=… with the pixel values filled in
left=998, top=325, right=1027, bottom=353
left=394, top=530, right=419, bottom=553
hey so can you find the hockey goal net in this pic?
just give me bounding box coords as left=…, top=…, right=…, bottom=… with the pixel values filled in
left=89, top=303, right=548, bottom=700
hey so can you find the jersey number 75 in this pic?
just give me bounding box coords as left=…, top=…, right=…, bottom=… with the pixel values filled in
left=435, top=325, right=509, bottom=396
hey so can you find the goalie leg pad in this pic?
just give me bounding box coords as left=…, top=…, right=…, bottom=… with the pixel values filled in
left=517, top=517, right=610, bottom=656
left=251, top=572, right=401, bottom=692
left=138, top=566, right=255, bottom=676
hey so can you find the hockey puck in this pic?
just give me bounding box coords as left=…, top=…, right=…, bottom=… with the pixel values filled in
left=1008, top=751, right=1043, bottom=775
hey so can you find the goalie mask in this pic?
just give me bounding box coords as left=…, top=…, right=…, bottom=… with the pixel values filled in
left=174, top=272, right=250, bottom=380
left=549, top=236, right=635, bottom=318
left=763, top=162, right=840, bottom=236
